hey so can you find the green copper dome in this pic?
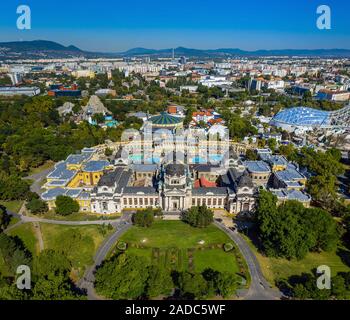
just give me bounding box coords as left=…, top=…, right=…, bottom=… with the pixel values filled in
left=149, top=112, right=183, bottom=126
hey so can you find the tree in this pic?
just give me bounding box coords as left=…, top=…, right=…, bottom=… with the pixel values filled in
left=178, top=272, right=209, bottom=299
left=0, top=176, right=30, bottom=201
left=146, top=265, right=173, bottom=298
left=267, top=138, right=277, bottom=152
left=245, top=149, right=258, bottom=161
left=92, top=113, right=105, bottom=124
left=95, top=254, right=149, bottom=299
left=133, top=208, right=154, bottom=228
left=332, top=275, right=347, bottom=299
left=104, top=148, right=113, bottom=157
left=216, top=272, right=237, bottom=299
left=182, top=206, right=213, bottom=228
left=55, top=196, right=79, bottom=216
left=33, top=250, right=71, bottom=277
left=0, top=205, right=10, bottom=231
left=32, top=273, right=82, bottom=300
left=26, top=198, right=48, bottom=215
left=256, top=192, right=340, bottom=260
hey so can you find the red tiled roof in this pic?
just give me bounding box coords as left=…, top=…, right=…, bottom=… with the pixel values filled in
left=194, top=177, right=217, bottom=188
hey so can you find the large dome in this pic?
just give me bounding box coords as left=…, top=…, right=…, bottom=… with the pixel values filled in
left=272, top=107, right=330, bottom=126
left=149, top=112, right=183, bottom=128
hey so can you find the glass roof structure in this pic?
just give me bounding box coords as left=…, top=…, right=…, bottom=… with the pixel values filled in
left=272, top=107, right=330, bottom=127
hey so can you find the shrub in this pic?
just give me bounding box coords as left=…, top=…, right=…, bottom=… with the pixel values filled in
left=224, top=243, right=234, bottom=252
left=116, top=241, right=127, bottom=251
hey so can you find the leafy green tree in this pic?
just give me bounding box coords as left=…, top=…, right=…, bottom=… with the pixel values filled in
left=33, top=250, right=71, bottom=277
left=0, top=176, right=30, bottom=201
left=216, top=272, right=237, bottom=298
left=133, top=208, right=154, bottom=228
left=0, top=205, right=10, bottom=231
left=32, top=273, right=82, bottom=300
left=178, top=272, right=209, bottom=299
left=245, top=149, right=258, bottom=160
left=332, top=275, right=347, bottom=299
left=267, top=138, right=277, bottom=152
left=256, top=192, right=339, bottom=260
left=182, top=206, right=213, bottom=228
left=146, top=265, right=173, bottom=298
left=26, top=198, right=48, bottom=215
left=55, top=196, right=79, bottom=216
left=95, top=254, right=149, bottom=299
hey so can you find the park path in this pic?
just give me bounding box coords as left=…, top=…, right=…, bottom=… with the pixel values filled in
left=77, top=213, right=132, bottom=300
left=214, top=221, right=282, bottom=300
left=33, top=222, right=44, bottom=252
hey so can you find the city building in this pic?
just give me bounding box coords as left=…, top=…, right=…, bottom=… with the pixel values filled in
left=0, top=86, right=40, bottom=96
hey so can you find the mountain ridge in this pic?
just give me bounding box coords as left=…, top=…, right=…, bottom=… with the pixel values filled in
left=1, top=40, right=350, bottom=58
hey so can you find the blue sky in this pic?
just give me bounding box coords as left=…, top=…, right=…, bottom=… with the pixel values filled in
left=0, top=0, right=349, bottom=52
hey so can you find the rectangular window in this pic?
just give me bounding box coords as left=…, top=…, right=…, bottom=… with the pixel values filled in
left=134, top=198, right=138, bottom=205
left=124, top=198, right=127, bottom=205
left=150, top=198, right=154, bottom=206
left=145, top=198, right=148, bottom=206
left=208, top=198, right=212, bottom=206
left=140, top=198, right=143, bottom=205
left=213, top=198, right=217, bottom=206
left=192, top=198, right=195, bottom=206
left=218, top=198, right=222, bottom=206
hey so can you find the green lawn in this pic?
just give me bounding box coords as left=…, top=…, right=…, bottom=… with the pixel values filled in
left=242, top=234, right=350, bottom=286
left=120, top=220, right=230, bottom=249
left=0, top=200, right=24, bottom=214
left=40, top=223, right=113, bottom=280
left=7, top=223, right=39, bottom=256
left=193, top=249, right=239, bottom=274
left=119, top=221, right=247, bottom=279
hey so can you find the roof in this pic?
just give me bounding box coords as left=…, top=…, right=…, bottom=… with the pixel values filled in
left=272, top=107, right=330, bottom=127
left=238, top=171, right=254, bottom=188
left=165, top=164, right=185, bottom=176
left=194, top=177, right=217, bottom=188
left=132, top=164, right=158, bottom=172
left=47, top=162, right=77, bottom=181
left=275, top=168, right=305, bottom=182
left=272, top=189, right=311, bottom=202
left=244, top=161, right=271, bottom=174
left=123, top=187, right=158, bottom=195
left=192, top=187, right=227, bottom=196
left=149, top=112, right=183, bottom=126
left=83, top=160, right=110, bottom=172
left=97, top=168, right=125, bottom=187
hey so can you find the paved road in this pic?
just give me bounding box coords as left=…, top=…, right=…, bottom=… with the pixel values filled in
left=24, top=167, right=53, bottom=195
left=78, top=214, right=132, bottom=300
left=214, top=221, right=282, bottom=300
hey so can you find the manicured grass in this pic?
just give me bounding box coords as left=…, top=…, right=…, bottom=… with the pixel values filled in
left=0, top=200, right=24, bottom=214
left=8, top=216, right=20, bottom=227
left=120, top=220, right=230, bottom=248
left=7, top=223, right=39, bottom=256
left=242, top=234, right=350, bottom=286
left=119, top=221, right=246, bottom=279
left=40, top=223, right=113, bottom=280
left=193, top=249, right=239, bottom=274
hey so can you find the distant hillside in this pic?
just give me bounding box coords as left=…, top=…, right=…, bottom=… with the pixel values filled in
left=0, top=40, right=82, bottom=52
left=1, top=40, right=350, bottom=59
left=121, top=47, right=350, bottom=57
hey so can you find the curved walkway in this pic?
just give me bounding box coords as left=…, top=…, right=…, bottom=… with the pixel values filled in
left=77, top=214, right=132, bottom=300
left=214, top=221, right=282, bottom=300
